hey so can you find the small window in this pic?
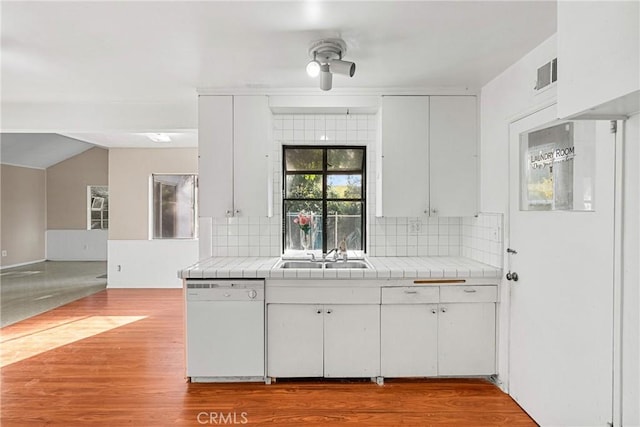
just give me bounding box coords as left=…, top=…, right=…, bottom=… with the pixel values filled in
left=283, top=146, right=366, bottom=254
left=152, top=174, right=197, bottom=239
left=520, top=121, right=596, bottom=211
left=88, top=186, right=108, bottom=230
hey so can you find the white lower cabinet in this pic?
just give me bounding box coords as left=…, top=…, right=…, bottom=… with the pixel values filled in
left=323, top=304, right=380, bottom=377
left=267, top=284, right=496, bottom=380
left=267, top=303, right=380, bottom=378
left=381, top=304, right=439, bottom=377
left=380, top=285, right=497, bottom=378
left=267, top=304, right=324, bottom=377
left=437, top=303, right=496, bottom=375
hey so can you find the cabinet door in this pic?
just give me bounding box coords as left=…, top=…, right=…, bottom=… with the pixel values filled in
left=198, top=95, right=234, bottom=218
left=381, top=304, right=438, bottom=377
left=429, top=96, right=477, bottom=217
left=437, top=303, right=496, bottom=376
left=233, top=95, right=271, bottom=217
left=380, top=96, right=430, bottom=217
left=267, top=304, right=324, bottom=377
left=323, top=305, right=380, bottom=377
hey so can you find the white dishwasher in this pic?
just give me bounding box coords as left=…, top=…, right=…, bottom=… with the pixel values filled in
left=185, top=279, right=265, bottom=382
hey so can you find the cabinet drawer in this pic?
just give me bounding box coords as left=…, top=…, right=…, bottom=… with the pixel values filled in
left=382, top=286, right=439, bottom=304
left=268, top=287, right=380, bottom=304
left=439, top=286, right=497, bottom=303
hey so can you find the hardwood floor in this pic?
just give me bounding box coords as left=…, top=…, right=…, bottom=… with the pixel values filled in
left=1, top=289, right=535, bottom=426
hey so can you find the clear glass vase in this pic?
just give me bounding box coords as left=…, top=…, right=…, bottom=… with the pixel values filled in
left=300, top=230, right=311, bottom=251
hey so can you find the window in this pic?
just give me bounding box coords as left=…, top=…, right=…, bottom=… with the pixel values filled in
left=152, top=174, right=197, bottom=239
left=283, top=146, right=365, bottom=254
left=88, top=186, right=108, bottom=230
left=520, top=121, right=596, bottom=211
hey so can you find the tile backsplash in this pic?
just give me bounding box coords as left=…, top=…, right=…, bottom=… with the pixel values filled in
left=368, top=216, right=461, bottom=257
left=461, top=213, right=504, bottom=268
left=206, top=112, right=503, bottom=267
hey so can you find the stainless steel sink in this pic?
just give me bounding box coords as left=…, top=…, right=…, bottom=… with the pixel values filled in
left=277, top=260, right=370, bottom=269
left=323, top=261, right=370, bottom=269
left=279, top=261, right=323, bottom=269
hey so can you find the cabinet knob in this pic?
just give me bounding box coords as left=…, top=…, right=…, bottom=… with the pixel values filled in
left=440, top=307, right=447, bottom=313
left=326, top=309, right=333, bottom=314
left=235, top=209, right=241, bottom=215
left=431, top=208, right=438, bottom=215
left=225, top=210, right=232, bottom=217
left=316, top=309, right=322, bottom=314
left=431, top=308, right=437, bottom=314
left=248, top=290, right=257, bottom=299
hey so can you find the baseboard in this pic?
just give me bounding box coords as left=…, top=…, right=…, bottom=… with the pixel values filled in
left=0, top=259, right=46, bottom=270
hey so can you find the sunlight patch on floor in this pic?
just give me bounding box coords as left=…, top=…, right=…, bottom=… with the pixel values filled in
left=0, top=315, right=147, bottom=367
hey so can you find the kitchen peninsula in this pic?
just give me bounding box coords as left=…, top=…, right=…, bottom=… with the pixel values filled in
left=180, top=256, right=500, bottom=384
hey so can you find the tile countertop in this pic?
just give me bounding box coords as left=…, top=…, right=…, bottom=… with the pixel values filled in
left=178, top=256, right=501, bottom=280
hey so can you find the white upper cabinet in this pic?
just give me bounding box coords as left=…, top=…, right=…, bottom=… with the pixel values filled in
left=557, top=1, right=640, bottom=118
left=198, top=95, right=233, bottom=218
left=379, top=95, right=477, bottom=217
left=198, top=95, right=271, bottom=218
left=233, top=96, right=271, bottom=218
left=429, top=96, right=477, bottom=217
left=380, top=96, right=430, bottom=217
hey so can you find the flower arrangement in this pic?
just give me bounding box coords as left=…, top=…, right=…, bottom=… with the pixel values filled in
left=293, top=211, right=313, bottom=234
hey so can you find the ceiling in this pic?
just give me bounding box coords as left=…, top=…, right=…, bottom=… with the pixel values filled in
left=1, top=1, right=557, bottom=165
left=0, top=133, right=94, bottom=169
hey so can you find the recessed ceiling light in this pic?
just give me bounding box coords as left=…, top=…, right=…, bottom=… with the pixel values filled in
left=146, top=133, right=171, bottom=143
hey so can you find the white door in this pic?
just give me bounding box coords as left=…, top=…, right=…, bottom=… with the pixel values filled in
left=233, top=95, right=271, bottom=217
left=508, top=104, right=615, bottom=426
left=429, top=96, right=478, bottom=217
left=381, top=304, right=438, bottom=377
left=267, top=304, right=324, bottom=378
left=380, top=96, right=430, bottom=217
left=323, top=305, right=380, bottom=378
left=438, top=303, right=496, bottom=376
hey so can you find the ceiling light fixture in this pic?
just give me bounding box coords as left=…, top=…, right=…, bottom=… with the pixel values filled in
left=146, top=133, right=171, bottom=143
left=307, top=38, right=356, bottom=91
left=306, top=53, right=321, bottom=77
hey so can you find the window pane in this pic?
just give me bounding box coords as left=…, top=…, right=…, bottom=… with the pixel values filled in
left=327, top=174, right=362, bottom=199
left=285, top=174, right=322, bottom=199
left=89, top=185, right=108, bottom=230
left=284, top=201, right=322, bottom=251
left=326, top=201, right=363, bottom=251
left=520, top=121, right=595, bottom=211
left=153, top=175, right=196, bottom=239
left=285, top=148, right=323, bottom=171
left=327, top=148, right=364, bottom=171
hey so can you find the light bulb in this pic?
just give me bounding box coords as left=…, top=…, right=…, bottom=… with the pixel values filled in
left=306, top=60, right=321, bottom=77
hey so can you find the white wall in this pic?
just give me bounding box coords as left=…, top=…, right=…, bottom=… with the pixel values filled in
left=107, top=240, right=198, bottom=288
left=557, top=0, right=639, bottom=118
left=46, top=230, right=107, bottom=261
left=107, top=148, right=199, bottom=288
left=622, top=113, right=639, bottom=426
left=480, top=35, right=558, bottom=214
left=480, top=35, right=557, bottom=387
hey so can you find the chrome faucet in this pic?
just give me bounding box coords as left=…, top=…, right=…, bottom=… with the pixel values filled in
left=323, top=248, right=339, bottom=262
left=306, top=252, right=316, bottom=262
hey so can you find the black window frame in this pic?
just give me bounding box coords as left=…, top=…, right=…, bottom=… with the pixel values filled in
left=282, top=145, right=367, bottom=254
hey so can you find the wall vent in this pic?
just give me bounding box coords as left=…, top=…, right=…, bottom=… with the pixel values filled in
left=535, top=58, right=557, bottom=91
